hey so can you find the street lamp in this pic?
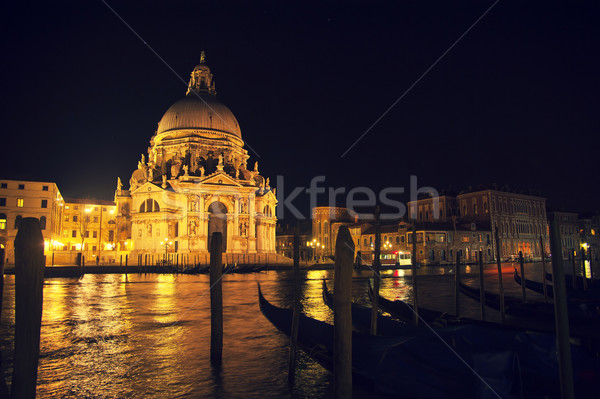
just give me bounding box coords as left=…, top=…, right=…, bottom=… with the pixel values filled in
left=161, top=238, right=173, bottom=265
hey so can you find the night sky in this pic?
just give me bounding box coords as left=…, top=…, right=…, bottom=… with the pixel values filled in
left=2, top=1, right=599, bottom=220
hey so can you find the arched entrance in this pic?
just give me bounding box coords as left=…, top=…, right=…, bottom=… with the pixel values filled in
left=208, top=201, right=227, bottom=251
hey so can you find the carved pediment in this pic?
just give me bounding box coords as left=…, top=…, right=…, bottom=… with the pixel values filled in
left=130, top=181, right=164, bottom=195
left=201, top=172, right=242, bottom=187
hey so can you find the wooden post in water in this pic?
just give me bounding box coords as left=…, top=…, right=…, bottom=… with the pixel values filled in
left=0, top=247, right=7, bottom=399
left=288, top=228, right=301, bottom=385
left=333, top=226, right=354, bottom=399
left=12, top=218, right=45, bottom=399
left=370, top=207, right=381, bottom=335
left=454, top=251, right=461, bottom=316
left=589, top=248, right=594, bottom=282
left=478, top=250, right=485, bottom=321
left=540, top=236, right=548, bottom=302
left=411, top=222, right=419, bottom=325
left=581, top=248, right=588, bottom=291
left=549, top=217, right=575, bottom=399
left=210, top=232, right=223, bottom=365
left=125, top=254, right=128, bottom=267
left=120, top=255, right=122, bottom=267
left=519, top=251, right=526, bottom=302
left=571, top=250, right=577, bottom=290
left=494, top=229, right=505, bottom=322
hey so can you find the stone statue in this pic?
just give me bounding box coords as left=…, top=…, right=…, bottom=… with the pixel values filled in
left=117, top=177, right=123, bottom=191
left=188, top=220, right=197, bottom=236
left=189, top=195, right=197, bottom=211
left=148, top=168, right=154, bottom=181
left=265, top=177, right=270, bottom=189
left=162, top=175, right=167, bottom=189
left=137, top=229, right=142, bottom=238
left=218, top=153, right=223, bottom=166
left=183, top=165, right=189, bottom=177
left=200, top=166, right=205, bottom=177
left=147, top=224, right=152, bottom=236
left=235, top=168, right=240, bottom=179
left=141, top=154, right=145, bottom=165
left=254, top=161, right=259, bottom=172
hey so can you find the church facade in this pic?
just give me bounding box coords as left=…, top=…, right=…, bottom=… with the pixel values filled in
left=115, top=53, right=277, bottom=259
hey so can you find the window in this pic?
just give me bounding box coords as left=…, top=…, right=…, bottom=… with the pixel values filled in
left=363, top=238, right=367, bottom=246
left=17, top=198, right=24, bottom=207
left=72, top=230, right=77, bottom=238
left=42, top=186, right=49, bottom=191
left=40, top=216, right=46, bottom=230
left=92, top=246, right=97, bottom=251
left=63, top=230, right=68, bottom=238
left=401, top=236, right=405, bottom=243
left=73, top=215, right=78, bottom=222
left=41, top=199, right=48, bottom=208
left=74, top=205, right=78, bottom=210
left=461, top=235, right=469, bottom=243
left=15, top=215, right=22, bottom=229
left=93, top=216, right=98, bottom=223
left=108, top=230, right=114, bottom=241
left=0, top=183, right=6, bottom=189
left=395, top=236, right=400, bottom=244
left=0, top=213, right=6, bottom=229
left=93, top=231, right=98, bottom=238
left=0, top=198, right=5, bottom=206
left=64, top=215, right=69, bottom=222
left=18, top=184, right=25, bottom=190
left=140, top=199, right=160, bottom=213
left=84, top=231, right=89, bottom=238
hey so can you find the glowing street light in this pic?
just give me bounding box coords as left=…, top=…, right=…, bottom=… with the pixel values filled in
left=161, top=238, right=173, bottom=264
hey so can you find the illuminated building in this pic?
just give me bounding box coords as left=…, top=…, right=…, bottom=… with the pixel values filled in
left=0, top=179, right=63, bottom=264
left=116, top=53, right=277, bottom=260
left=311, top=207, right=354, bottom=257
left=60, top=199, right=117, bottom=263
left=409, top=188, right=549, bottom=260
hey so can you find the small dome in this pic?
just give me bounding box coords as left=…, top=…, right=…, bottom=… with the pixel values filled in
left=157, top=94, right=242, bottom=139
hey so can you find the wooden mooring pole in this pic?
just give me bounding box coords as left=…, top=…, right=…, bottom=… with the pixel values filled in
left=454, top=252, right=461, bottom=316
left=210, top=232, right=223, bottom=365
left=549, top=217, right=575, bottom=399
left=12, top=218, right=45, bottom=399
left=494, top=229, right=505, bottom=322
left=478, top=250, right=485, bottom=321
left=334, top=226, right=354, bottom=399
left=581, top=248, right=588, bottom=291
left=288, top=228, right=301, bottom=385
left=519, top=251, right=526, bottom=302
left=571, top=250, right=577, bottom=290
left=540, top=236, right=548, bottom=302
left=370, top=207, right=381, bottom=335
left=411, top=222, right=419, bottom=325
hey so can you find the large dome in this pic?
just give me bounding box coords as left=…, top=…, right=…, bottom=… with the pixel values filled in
left=157, top=94, right=242, bottom=138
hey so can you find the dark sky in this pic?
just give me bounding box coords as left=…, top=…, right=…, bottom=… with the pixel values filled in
left=2, top=1, right=599, bottom=220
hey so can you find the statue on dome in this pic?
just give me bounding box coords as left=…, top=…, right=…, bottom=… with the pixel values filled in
left=117, top=177, right=123, bottom=191
left=162, top=175, right=167, bottom=189
left=200, top=166, right=205, bottom=177
left=183, top=165, right=189, bottom=177
left=141, top=154, right=145, bottom=165
left=266, top=177, right=270, bottom=189
left=217, top=153, right=224, bottom=172
left=254, top=161, right=259, bottom=173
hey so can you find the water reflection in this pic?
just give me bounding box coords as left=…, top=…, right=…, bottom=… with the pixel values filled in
left=0, top=262, right=551, bottom=397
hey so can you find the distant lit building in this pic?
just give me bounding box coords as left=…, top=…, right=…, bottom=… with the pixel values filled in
left=60, top=199, right=117, bottom=264
left=409, top=189, right=549, bottom=260
left=0, top=179, right=63, bottom=264
left=311, top=207, right=354, bottom=257
left=116, top=54, right=278, bottom=261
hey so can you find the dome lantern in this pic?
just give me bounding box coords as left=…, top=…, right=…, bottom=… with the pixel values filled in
left=186, top=51, right=216, bottom=96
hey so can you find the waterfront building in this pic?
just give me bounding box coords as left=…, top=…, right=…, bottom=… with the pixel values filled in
left=409, top=188, right=549, bottom=260
left=311, top=207, right=354, bottom=257
left=59, top=199, right=118, bottom=264
left=0, top=179, right=63, bottom=264
left=116, top=53, right=278, bottom=260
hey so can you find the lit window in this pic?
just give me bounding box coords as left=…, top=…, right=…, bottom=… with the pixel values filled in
left=64, top=215, right=69, bottom=222
left=0, top=213, right=6, bottom=230
left=17, top=198, right=24, bottom=207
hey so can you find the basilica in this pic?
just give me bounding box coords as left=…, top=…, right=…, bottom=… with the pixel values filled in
left=115, top=53, right=277, bottom=259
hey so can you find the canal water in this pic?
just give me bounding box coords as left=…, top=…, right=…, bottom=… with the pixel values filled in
left=0, top=263, right=548, bottom=398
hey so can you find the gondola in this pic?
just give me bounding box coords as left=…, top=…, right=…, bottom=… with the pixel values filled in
left=544, top=272, right=600, bottom=296
left=514, top=268, right=600, bottom=301
left=321, top=282, right=600, bottom=398
left=258, top=283, right=520, bottom=398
